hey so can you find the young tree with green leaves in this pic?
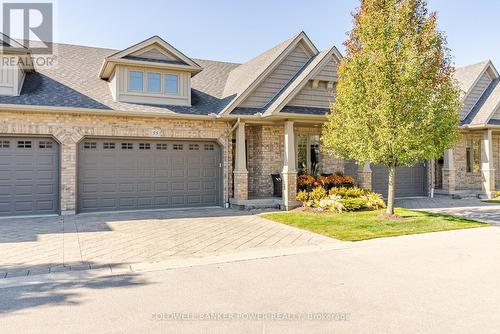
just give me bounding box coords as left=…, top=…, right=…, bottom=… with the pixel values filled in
left=322, top=0, right=462, bottom=216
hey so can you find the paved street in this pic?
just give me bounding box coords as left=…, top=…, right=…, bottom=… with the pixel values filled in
left=0, top=208, right=340, bottom=278
left=1, top=226, right=500, bottom=333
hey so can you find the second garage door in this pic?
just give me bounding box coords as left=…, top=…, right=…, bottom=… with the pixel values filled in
left=372, top=163, right=427, bottom=198
left=78, top=139, right=222, bottom=213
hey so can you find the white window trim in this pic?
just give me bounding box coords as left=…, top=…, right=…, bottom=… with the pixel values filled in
left=127, top=69, right=180, bottom=96
left=296, top=134, right=321, bottom=174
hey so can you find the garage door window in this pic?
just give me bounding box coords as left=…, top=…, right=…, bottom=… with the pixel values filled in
left=173, top=144, right=183, bottom=150
left=17, top=140, right=32, bottom=148
left=139, top=143, right=151, bottom=150
left=39, top=141, right=53, bottom=149
left=122, top=143, right=133, bottom=150
left=1, top=140, right=9, bottom=148
left=156, top=143, right=167, bottom=150
left=84, top=142, right=97, bottom=149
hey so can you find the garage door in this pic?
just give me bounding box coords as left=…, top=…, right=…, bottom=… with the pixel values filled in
left=78, top=139, right=222, bottom=213
left=0, top=137, right=59, bottom=216
left=372, top=163, right=427, bottom=198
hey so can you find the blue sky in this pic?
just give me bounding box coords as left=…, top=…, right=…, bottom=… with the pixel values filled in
left=54, top=0, right=498, bottom=67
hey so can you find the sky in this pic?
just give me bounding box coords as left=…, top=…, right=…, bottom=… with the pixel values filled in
left=50, top=0, right=500, bottom=67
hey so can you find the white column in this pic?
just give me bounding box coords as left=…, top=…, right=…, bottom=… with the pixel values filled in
left=281, top=121, right=298, bottom=210
left=233, top=122, right=248, bottom=201
left=481, top=130, right=496, bottom=197
left=282, top=121, right=296, bottom=174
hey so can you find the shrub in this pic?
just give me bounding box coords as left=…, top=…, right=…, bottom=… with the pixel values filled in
left=329, top=187, right=367, bottom=198
left=318, top=196, right=345, bottom=213
left=297, top=175, right=315, bottom=187
left=309, top=186, right=327, bottom=202
left=296, top=190, right=309, bottom=205
left=361, top=193, right=386, bottom=210
left=339, top=197, right=367, bottom=211
left=343, top=176, right=355, bottom=185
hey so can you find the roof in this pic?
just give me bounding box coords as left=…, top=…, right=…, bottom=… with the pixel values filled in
left=0, top=42, right=240, bottom=116
left=220, top=31, right=319, bottom=115
left=454, top=60, right=491, bottom=97
left=262, top=47, right=339, bottom=116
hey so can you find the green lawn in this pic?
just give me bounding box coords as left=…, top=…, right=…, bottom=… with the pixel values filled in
left=482, top=199, right=500, bottom=204
left=261, top=208, right=487, bottom=241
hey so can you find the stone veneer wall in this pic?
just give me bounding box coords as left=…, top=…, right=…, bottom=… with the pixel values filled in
left=247, top=125, right=284, bottom=198
left=453, top=133, right=488, bottom=190
left=0, top=111, right=232, bottom=213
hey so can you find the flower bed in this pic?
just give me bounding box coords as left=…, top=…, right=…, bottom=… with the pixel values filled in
left=296, top=186, right=385, bottom=212
left=297, top=173, right=355, bottom=192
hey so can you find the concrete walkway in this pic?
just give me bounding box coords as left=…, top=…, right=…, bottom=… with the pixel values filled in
left=0, top=208, right=342, bottom=279
left=396, top=197, right=500, bottom=225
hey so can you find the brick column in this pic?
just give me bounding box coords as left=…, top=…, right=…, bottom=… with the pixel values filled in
left=282, top=121, right=298, bottom=210
left=233, top=121, right=248, bottom=200
left=481, top=130, right=496, bottom=198
left=357, top=162, right=372, bottom=190
left=442, top=148, right=456, bottom=193
left=54, top=130, right=83, bottom=215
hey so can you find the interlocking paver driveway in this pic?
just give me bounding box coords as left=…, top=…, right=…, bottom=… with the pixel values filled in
left=0, top=208, right=340, bottom=278
left=396, top=197, right=500, bottom=225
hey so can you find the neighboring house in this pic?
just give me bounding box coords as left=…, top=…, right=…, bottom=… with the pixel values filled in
left=0, top=31, right=496, bottom=217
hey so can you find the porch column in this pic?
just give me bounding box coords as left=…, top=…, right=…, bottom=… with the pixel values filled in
left=357, top=162, right=372, bottom=190
left=233, top=122, right=248, bottom=200
left=481, top=129, right=496, bottom=198
left=282, top=121, right=298, bottom=210
left=442, top=148, right=456, bottom=193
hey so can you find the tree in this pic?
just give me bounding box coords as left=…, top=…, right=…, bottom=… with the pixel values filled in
left=322, top=0, right=461, bottom=216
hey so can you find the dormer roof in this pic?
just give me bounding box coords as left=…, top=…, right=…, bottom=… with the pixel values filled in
left=99, top=35, right=202, bottom=80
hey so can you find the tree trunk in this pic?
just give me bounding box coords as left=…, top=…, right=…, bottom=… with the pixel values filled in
left=386, top=166, right=396, bottom=215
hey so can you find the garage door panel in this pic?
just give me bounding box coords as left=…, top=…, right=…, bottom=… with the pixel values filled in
left=372, top=163, right=427, bottom=198
left=78, top=139, right=221, bottom=212
left=0, top=137, right=59, bottom=216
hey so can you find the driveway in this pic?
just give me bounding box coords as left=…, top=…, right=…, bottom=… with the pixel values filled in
left=396, top=197, right=500, bottom=225
left=0, top=208, right=341, bottom=278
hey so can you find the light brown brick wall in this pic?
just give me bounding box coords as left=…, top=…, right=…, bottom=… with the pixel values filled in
left=453, top=133, right=485, bottom=190
left=0, top=111, right=232, bottom=213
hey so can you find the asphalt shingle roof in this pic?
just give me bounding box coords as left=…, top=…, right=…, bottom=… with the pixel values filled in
left=0, top=42, right=240, bottom=115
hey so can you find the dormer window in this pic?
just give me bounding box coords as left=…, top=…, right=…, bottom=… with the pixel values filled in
left=128, top=71, right=143, bottom=91
left=165, top=74, right=179, bottom=94
left=147, top=72, right=161, bottom=93
left=100, top=36, right=202, bottom=106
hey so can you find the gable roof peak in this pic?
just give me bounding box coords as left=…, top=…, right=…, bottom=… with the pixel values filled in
left=99, top=35, right=202, bottom=80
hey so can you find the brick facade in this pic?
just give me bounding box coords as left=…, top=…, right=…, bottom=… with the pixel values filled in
left=0, top=111, right=232, bottom=213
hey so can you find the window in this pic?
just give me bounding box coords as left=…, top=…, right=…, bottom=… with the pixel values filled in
left=156, top=143, right=167, bottom=150
left=17, top=140, right=32, bottom=148
left=466, top=139, right=481, bottom=173
left=173, top=144, right=183, bottom=150
left=39, top=141, right=53, bottom=149
left=139, top=143, right=151, bottom=150
left=165, top=74, right=179, bottom=94
left=147, top=72, right=161, bottom=93
left=189, top=144, right=199, bottom=151
left=103, top=142, right=115, bottom=149
left=84, top=142, right=97, bottom=149
left=128, top=71, right=144, bottom=92
left=0, top=140, right=10, bottom=148
left=121, top=143, right=134, bottom=150
left=204, top=144, right=214, bottom=151
left=297, top=134, right=320, bottom=175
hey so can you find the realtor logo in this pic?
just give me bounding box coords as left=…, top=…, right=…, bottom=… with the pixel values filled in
left=2, top=2, right=53, bottom=54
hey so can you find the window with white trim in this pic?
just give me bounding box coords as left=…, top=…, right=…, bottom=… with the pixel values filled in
left=147, top=72, right=161, bottom=93
left=297, top=134, right=320, bottom=175
left=128, top=71, right=143, bottom=92
left=165, top=74, right=179, bottom=94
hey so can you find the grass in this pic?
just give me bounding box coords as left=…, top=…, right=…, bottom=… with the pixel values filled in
left=482, top=199, right=500, bottom=204
left=261, top=208, right=488, bottom=241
